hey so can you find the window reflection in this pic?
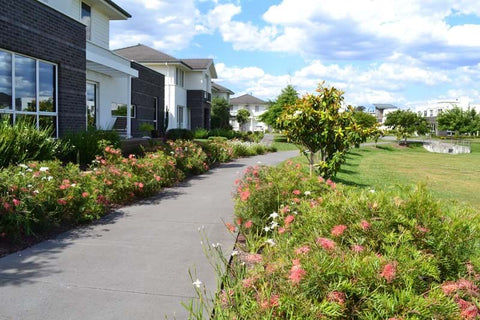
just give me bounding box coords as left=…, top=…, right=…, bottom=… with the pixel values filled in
left=0, top=51, right=12, bottom=110
left=15, top=55, right=36, bottom=112
left=39, top=116, right=56, bottom=136
left=86, top=83, right=96, bottom=127
left=39, top=62, right=55, bottom=112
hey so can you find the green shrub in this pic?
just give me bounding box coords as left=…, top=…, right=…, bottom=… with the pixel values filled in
left=59, top=128, right=120, bottom=166
left=161, top=140, right=208, bottom=174
left=0, top=118, right=65, bottom=168
left=209, top=128, right=241, bottom=140
left=203, top=163, right=480, bottom=319
left=193, top=128, right=209, bottom=139
left=166, top=129, right=194, bottom=140
left=198, top=139, right=235, bottom=165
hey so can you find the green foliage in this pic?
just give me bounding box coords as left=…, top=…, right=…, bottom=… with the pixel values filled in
left=277, top=82, right=365, bottom=178
left=165, top=128, right=194, bottom=140
left=353, top=110, right=378, bottom=129
left=0, top=118, right=65, bottom=168
left=139, top=122, right=155, bottom=136
left=59, top=128, right=121, bottom=166
left=193, top=163, right=480, bottom=319
left=193, top=128, right=210, bottom=139
left=259, top=85, right=299, bottom=129
left=384, top=110, right=429, bottom=144
left=161, top=140, right=209, bottom=175
left=236, top=109, right=251, bottom=132
left=437, top=107, right=480, bottom=136
left=197, top=138, right=235, bottom=164
left=211, top=97, right=232, bottom=129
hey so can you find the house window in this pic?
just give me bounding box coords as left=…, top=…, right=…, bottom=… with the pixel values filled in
left=0, top=49, right=58, bottom=136
left=255, top=105, right=260, bottom=113
left=86, top=82, right=97, bottom=127
left=81, top=3, right=91, bottom=40
left=175, top=68, right=184, bottom=87
left=429, top=109, right=433, bottom=117
left=177, top=105, right=184, bottom=128
left=423, top=110, right=427, bottom=117
left=438, top=109, right=442, bottom=114
left=111, top=103, right=135, bottom=118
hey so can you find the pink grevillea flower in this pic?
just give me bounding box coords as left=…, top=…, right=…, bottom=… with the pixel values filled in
left=278, top=227, right=286, bottom=234
left=360, top=220, right=371, bottom=230
left=292, top=189, right=301, bottom=195
left=331, top=225, right=347, bottom=237
left=244, top=253, right=262, bottom=264
left=240, top=190, right=250, bottom=201
left=456, top=298, right=480, bottom=320
left=225, top=222, right=236, bottom=233
left=242, top=277, right=257, bottom=289
left=244, top=220, right=253, bottom=229
left=82, top=192, right=89, bottom=198
left=327, top=291, right=346, bottom=305
left=326, top=179, right=336, bottom=189
left=316, top=237, right=336, bottom=250
left=57, top=198, right=67, bottom=205
left=416, top=225, right=429, bottom=233
left=284, top=215, right=295, bottom=226
left=154, top=175, right=161, bottom=182
left=442, top=279, right=479, bottom=296
left=12, top=198, right=21, bottom=207
left=318, top=176, right=325, bottom=183
left=288, top=260, right=306, bottom=285
left=351, top=244, right=365, bottom=253
left=236, top=217, right=242, bottom=226
left=441, top=281, right=458, bottom=295
left=380, top=262, right=397, bottom=283
left=258, top=294, right=280, bottom=310
left=294, top=245, right=311, bottom=255
left=3, top=202, right=11, bottom=211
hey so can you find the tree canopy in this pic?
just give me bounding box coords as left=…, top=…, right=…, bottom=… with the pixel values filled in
left=437, top=107, right=480, bottom=136
left=277, top=83, right=369, bottom=178
left=211, top=97, right=231, bottom=129
left=384, top=110, right=429, bottom=144
left=259, top=85, right=299, bottom=129
left=236, top=109, right=250, bottom=132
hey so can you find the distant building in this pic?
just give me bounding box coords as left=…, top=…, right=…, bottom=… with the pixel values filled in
left=211, top=82, right=234, bottom=103
left=230, top=94, right=269, bottom=132
left=373, top=104, right=398, bottom=125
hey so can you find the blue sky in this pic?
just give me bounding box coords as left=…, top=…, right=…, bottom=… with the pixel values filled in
left=110, top=0, right=480, bottom=107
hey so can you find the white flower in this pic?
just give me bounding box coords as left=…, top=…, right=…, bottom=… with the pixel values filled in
left=71, top=183, right=76, bottom=187
left=39, top=167, right=49, bottom=172
left=265, top=239, right=276, bottom=246
left=270, top=221, right=279, bottom=229
left=304, top=191, right=311, bottom=196
left=263, top=226, right=271, bottom=232
left=47, top=176, right=53, bottom=181
left=19, top=164, right=28, bottom=169
left=26, top=169, right=33, bottom=172
left=18, top=172, right=25, bottom=176
left=231, top=250, right=239, bottom=256
left=33, top=190, right=39, bottom=194
left=192, top=279, right=202, bottom=288
left=212, top=243, right=221, bottom=248
left=269, top=212, right=279, bottom=219
left=257, top=161, right=262, bottom=164
left=294, top=110, right=302, bottom=117
left=369, top=189, right=375, bottom=193
left=27, top=184, right=32, bottom=188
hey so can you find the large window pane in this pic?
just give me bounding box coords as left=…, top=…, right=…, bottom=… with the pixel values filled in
left=16, top=114, right=37, bottom=126
left=0, top=51, right=12, bottom=110
left=15, top=55, right=36, bottom=112
left=82, top=3, right=91, bottom=40
left=39, top=62, right=55, bottom=112
left=86, top=83, right=96, bottom=127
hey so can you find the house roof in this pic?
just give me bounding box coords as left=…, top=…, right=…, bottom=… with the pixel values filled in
left=373, top=104, right=397, bottom=110
left=211, top=82, right=234, bottom=95
left=230, top=94, right=267, bottom=105
left=114, top=44, right=217, bottom=78
left=104, top=0, right=132, bottom=18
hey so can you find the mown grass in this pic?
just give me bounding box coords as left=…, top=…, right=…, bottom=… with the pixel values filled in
left=271, top=134, right=298, bottom=151
left=291, top=142, right=480, bottom=210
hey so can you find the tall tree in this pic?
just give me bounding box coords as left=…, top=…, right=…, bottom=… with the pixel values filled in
left=384, top=110, right=428, bottom=144
left=437, top=107, right=480, bottom=136
left=236, top=109, right=250, bottom=132
left=277, top=82, right=366, bottom=177
left=259, top=85, right=298, bottom=129
left=211, top=97, right=231, bottom=129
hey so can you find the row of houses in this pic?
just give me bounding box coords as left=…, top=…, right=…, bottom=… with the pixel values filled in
left=0, top=0, right=270, bottom=138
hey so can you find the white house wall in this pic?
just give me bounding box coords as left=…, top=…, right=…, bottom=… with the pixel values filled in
left=87, top=70, right=129, bottom=130
left=185, top=71, right=211, bottom=92
left=90, top=7, right=109, bottom=48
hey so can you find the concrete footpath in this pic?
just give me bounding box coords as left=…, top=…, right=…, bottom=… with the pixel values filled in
left=0, top=150, right=298, bottom=320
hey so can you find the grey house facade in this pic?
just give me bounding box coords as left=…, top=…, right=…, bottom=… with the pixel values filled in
left=0, top=0, right=86, bottom=136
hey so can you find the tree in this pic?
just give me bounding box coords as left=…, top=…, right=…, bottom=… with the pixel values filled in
left=259, top=85, right=299, bottom=129
left=211, top=97, right=231, bottom=129
left=236, top=109, right=250, bottom=132
left=437, top=107, right=480, bottom=136
left=384, top=110, right=428, bottom=145
left=353, top=110, right=377, bottom=129
left=277, top=82, right=365, bottom=178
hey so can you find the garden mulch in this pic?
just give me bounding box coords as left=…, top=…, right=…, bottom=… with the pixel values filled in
left=0, top=150, right=298, bottom=320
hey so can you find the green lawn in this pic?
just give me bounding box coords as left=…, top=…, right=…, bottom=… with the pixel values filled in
left=332, top=142, right=480, bottom=209
left=271, top=134, right=299, bottom=151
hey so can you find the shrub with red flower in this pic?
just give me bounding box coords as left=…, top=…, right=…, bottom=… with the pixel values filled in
left=331, top=224, right=347, bottom=236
